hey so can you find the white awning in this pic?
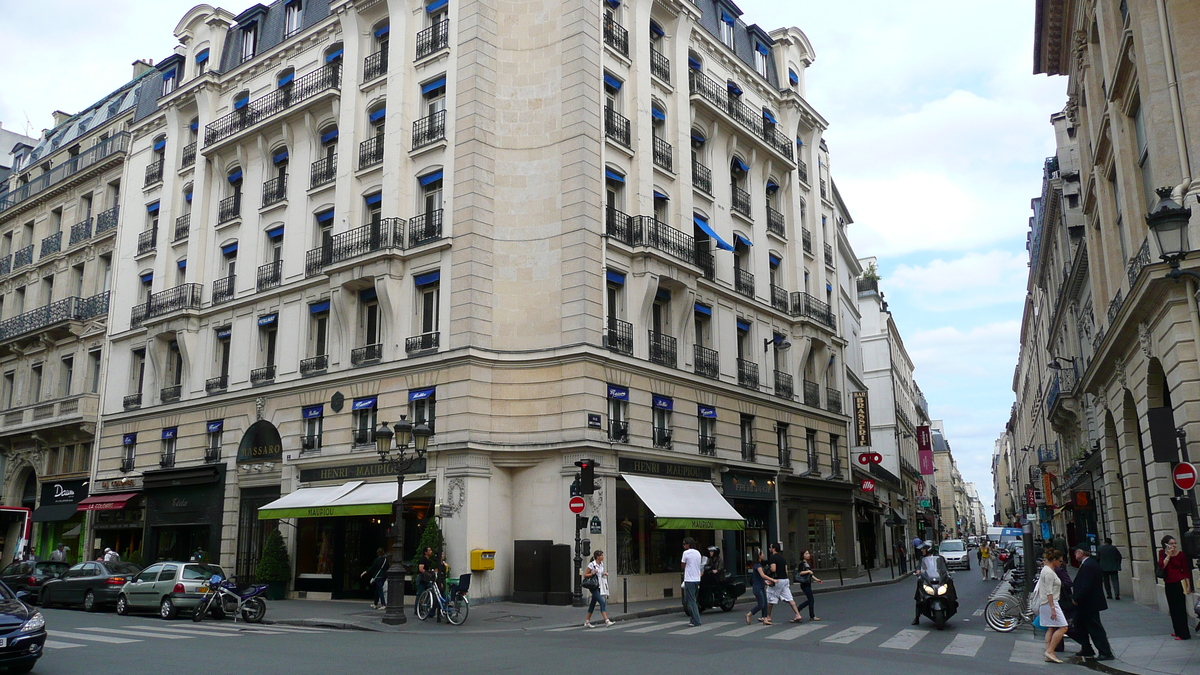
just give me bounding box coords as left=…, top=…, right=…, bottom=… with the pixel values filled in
left=258, top=479, right=432, bottom=519
left=621, top=474, right=744, bottom=530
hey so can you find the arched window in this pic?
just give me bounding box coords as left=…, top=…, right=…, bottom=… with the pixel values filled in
left=730, top=157, right=750, bottom=217
left=277, top=67, right=295, bottom=88
left=324, top=42, right=344, bottom=65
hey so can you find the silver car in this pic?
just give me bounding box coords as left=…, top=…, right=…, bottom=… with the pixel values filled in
left=938, top=540, right=970, bottom=570
left=116, top=562, right=226, bottom=619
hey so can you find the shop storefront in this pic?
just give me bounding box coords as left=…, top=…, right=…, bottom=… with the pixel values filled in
left=32, top=479, right=89, bottom=563
left=778, top=474, right=855, bottom=574
left=721, top=471, right=777, bottom=578
left=79, top=491, right=144, bottom=562
left=261, top=459, right=433, bottom=599
left=854, top=499, right=883, bottom=570
left=613, top=458, right=743, bottom=600
left=143, top=465, right=226, bottom=563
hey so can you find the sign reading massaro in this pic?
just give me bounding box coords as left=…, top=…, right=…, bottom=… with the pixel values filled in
left=237, top=420, right=283, bottom=462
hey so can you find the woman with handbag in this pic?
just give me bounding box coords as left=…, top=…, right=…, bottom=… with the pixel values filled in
left=1034, top=549, right=1070, bottom=663
left=745, top=548, right=772, bottom=625
left=1158, top=535, right=1192, bottom=640
left=793, top=550, right=822, bottom=621
left=1051, top=553, right=1075, bottom=652
left=583, top=550, right=613, bottom=628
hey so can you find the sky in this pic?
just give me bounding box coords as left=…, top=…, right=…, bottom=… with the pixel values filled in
left=0, top=1, right=1068, bottom=516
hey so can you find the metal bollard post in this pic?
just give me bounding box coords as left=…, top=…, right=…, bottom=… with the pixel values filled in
left=866, top=565, right=872, bottom=583
left=623, top=577, right=628, bottom=614
left=837, top=561, right=844, bottom=586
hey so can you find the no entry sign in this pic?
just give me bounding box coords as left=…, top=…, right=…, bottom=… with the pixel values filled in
left=569, top=496, right=586, bottom=514
left=1173, top=462, right=1197, bottom=491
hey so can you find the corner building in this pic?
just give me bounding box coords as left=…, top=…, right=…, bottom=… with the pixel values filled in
left=96, top=0, right=856, bottom=600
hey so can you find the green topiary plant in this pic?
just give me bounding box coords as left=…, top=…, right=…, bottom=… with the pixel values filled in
left=125, top=549, right=145, bottom=567
left=415, top=518, right=443, bottom=561
left=256, top=529, right=291, bottom=583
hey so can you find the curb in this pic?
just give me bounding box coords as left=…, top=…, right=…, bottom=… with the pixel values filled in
left=1078, top=657, right=1145, bottom=675
left=268, top=618, right=383, bottom=632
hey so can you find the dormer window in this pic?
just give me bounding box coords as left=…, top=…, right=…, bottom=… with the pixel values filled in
left=285, top=0, right=303, bottom=38
left=754, top=43, right=769, bottom=77
left=719, top=10, right=735, bottom=48
left=161, top=67, right=178, bottom=96
left=241, top=23, right=258, bottom=62
left=195, top=48, right=210, bottom=77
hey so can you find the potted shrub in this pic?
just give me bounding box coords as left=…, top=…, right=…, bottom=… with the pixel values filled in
left=256, top=529, right=291, bottom=600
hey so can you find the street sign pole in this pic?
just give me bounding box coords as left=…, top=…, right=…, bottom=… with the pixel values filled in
left=571, top=476, right=586, bottom=608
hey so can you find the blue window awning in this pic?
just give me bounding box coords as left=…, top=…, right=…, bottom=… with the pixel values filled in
left=234, top=95, right=249, bottom=110
left=727, top=81, right=742, bottom=96
left=365, top=193, right=382, bottom=206
left=221, top=243, right=239, bottom=255
left=375, top=25, right=390, bottom=38
left=325, top=48, right=343, bottom=63
left=227, top=170, right=243, bottom=184
left=369, top=107, right=386, bottom=122
left=123, top=433, right=137, bottom=446
left=721, top=10, right=736, bottom=25
left=690, top=132, right=707, bottom=145
left=606, top=270, right=625, bottom=285
left=655, top=288, right=671, bottom=301
left=735, top=234, right=753, bottom=248
left=207, top=420, right=224, bottom=433
left=409, top=387, right=435, bottom=402
left=189, top=121, right=198, bottom=131
left=266, top=226, right=284, bottom=239
left=309, top=300, right=330, bottom=314
left=769, top=254, right=781, bottom=267
left=767, top=180, right=779, bottom=192
left=603, top=73, right=622, bottom=91
left=185, top=192, right=193, bottom=202
left=273, top=150, right=289, bottom=164
left=302, top=404, right=324, bottom=419
left=177, top=259, right=187, bottom=270
left=419, top=170, right=443, bottom=186
left=258, top=314, right=277, bottom=327
left=763, top=109, right=777, bottom=125
left=321, top=129, right=338, bottom=143
left=732, top=157, right=749, bottom=173
left=422, top=76, right=447, bottom=94
left=426, top=0, right=448, bottom=12
left=147, top=201, right=160, bottom=213
left=278, top=71, right=294, bottom=86
left=153, top=138, right=166, bottom=151
left=605, top=0, right=621, bottom=7
left=653, top=190, right=669, bottom=201
left=162, top=69, right=176, bottom=82
left=653, top=394, right=673, bottom=411
left=694, top=302, right=712, bottom=316
left=607, top=384, right=628, bottom=400
left=360, top=288, right=377, bottom=301
left=316, top=209, right=334, bottom=223
left=827, top=282, right=833, bottom=292
left=196, top=49, right=209, bottom=64
left=650, top=22, right=664, bottom=37
left=140, top=272, right=153, bottom=283
left=796, top=137, right=804, bottom=147
left=688, top=57, right=702, bottom=70
left=789, top=69, right=799, bottom=85
left=604, top=169, right=624, bottom=183
left=736, top=319, right=750, bottom=332
left=414, top=271, right=440, bottom=286
left=216, top=327, right=232, bottom=339
left=651, top=107, right=666, bottom=121
left=352, top=397, right=377, bottom=410
left=756, top=43, right=769, bottom=56
left=693, top=215, right=734, bottom=251
left=698, top=404, right=717, bottom=419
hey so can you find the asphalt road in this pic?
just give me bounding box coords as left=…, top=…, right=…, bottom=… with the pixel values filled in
left=28, top=564, right=1077, bottom=675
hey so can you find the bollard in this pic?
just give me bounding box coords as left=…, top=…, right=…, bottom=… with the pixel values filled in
left=867, top=565, right=872, bottom=583
left=837, top=562, right=844, bottom=586
left=623, top=577, right=628, bottom=614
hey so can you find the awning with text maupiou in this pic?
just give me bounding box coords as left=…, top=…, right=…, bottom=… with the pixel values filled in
left=257, top=479, right=432, bottom=519
left=620, top=474, right=744, bottom=530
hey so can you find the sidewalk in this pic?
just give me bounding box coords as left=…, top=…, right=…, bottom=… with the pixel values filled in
left=1079, top=596, right=1199, bottom=675
left=263, top=566, right=909, bottom=633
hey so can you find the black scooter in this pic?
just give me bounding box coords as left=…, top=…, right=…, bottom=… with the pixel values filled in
left=913, top=555, right=958, bottom=630
left=684, top=552, right=745, bottom=613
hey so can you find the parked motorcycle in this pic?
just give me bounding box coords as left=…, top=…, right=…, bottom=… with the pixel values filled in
left=684, top=549, right=745, bottom=613
left=914, top=555, right=957, bottom=630
left=192, top=575, right=268, bottom=623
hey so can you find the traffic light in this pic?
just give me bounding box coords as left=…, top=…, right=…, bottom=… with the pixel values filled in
left=575, top=458, right=596, bottom=495
left=576, top=515, right=588, bottom=531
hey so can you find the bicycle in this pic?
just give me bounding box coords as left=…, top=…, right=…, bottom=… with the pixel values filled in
left=984, top=566, right=1034, bottom=632
left=415, top=573, right=470, bottom=625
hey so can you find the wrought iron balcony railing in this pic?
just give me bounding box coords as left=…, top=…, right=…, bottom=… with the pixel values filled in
left=136, top=229, right=157, bottom=256
left=305, top=218, right=405, bottom=277
left=0, top=292, right=109, bottom=341
left=300, top=435, right=321, bottom=453
left=824, top=242, right=834, bottom=266
left=686, top=70, right=794, bottom=161
left=630, top=216, right=697, bottom=266
left=262, top=175, right=287, bottom=206
left=134, top=284, right=202, bottom=323
left=120, top=457, right=135, bottom=472
left=310, top=154, right=337, bottom=188
left=798, top=159, right=808, bottom=183
left=734, top=268, right=754, bottom=298
left=603, top=15, right=629, bottom=56
left=803, top=379, right=820, bottom=408
left=144, top=159, right=164, bottom=187
left=767, top=207, right=785, bottom=237
left=257, top=261, right=282, bottom=291
left=779, top=447, right=792, bottom=469
left=608, top=420, right=629, bottom=443
left=696, top=248, right=715, bottom=280
left=770, top=284, right=789, bottom=312
left=605, top=317, right=633, bottom=355
left=820, top=178, right=827, bottom=198
left=653, top=136, right=673, bottom=172
left=250, top=365, right=276, bottom=385
left=406, top=332, right=440, bottom=354
left=40, top=232, right=61, bottom=258
left=212, top=275, right=235, bottom=305
left=0, top=132, right=130, bottom=214
left=359, top=136, right=384, bottom=169
left=415, top=19, right=450, bottom=60
left=741, top=442, right=757, bottom=462
left=826, top=387, right=842, bottom=414
left=205, top=64, right=341, bottom=145
left=351, top=343, right=383, bottom=365
left=652, top=427, right=673, bottom=449
left=95, top=205, right=119, bottom=233
left=412, top=110, right=446, bottom=149
left=606, top=208, right=633, bottom=245
left=205, top=447, right=220, bottom=463
left=605, top=108, right=630, bottom=148
left=1126, top=238, right=1151, bottom=288
left=123, top=393, right=142, bottom=410
left=732, top=185, right=751, bottom=217
left=352, top=428, right=376, bottom=446
left=648, top=331, right=677, bottom=368
left=300, top=355, right=327, bottom=376
left=790, top=291, right=836, bottom=330
left=409, top=210, right=443, bottom=247
left=69, top=218, right=93, bottom=246
left=160, top=385, right=181, bottom=402
left=694, top=345, right=719, bottom=379
left=0, top=255, right=9, bottom=276
left=692, top=160, right=712, bottom=195
left=218, top=193, right=241, bottom=224
left=774, top=370, right=794, bottom=400
left=13, top=245, right=33, bottom=270
left=737, top=358, right=759, bottom=389
left=364, top=48, right=388, bottom=81
left=180, top=142, right=196, bottom=169
left=650, top=48, right=670, bottom=83
left=205, top=376, right=228, bottom=394
left=173, top=214, right=190, bottom=242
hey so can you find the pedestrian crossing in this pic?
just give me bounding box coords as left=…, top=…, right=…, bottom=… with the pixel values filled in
left=44, top=621, right=331, bottom=650
left=545, top=616, right=1050, bottom=664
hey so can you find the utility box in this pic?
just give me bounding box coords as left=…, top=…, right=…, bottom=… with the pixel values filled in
left=470, top=549, right=496, bottom=571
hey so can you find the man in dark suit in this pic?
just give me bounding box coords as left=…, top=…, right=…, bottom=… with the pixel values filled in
left=1096, top=538, right=1122, bottom=600
left=1072, top=546, right=1115, bottom=661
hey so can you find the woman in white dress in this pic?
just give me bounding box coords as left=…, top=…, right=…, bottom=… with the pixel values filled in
left=1034, top=548, right=1070, bottom=663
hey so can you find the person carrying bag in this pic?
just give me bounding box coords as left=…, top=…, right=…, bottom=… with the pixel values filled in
left=583, top=550, right=613, bottom=628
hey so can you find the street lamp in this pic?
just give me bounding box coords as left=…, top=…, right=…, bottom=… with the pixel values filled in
left=1146, top=186, right=1194, bottom=275
left=374, top=415, right=433, bottom=625
left=1046, top=356, right=1076, bottom=371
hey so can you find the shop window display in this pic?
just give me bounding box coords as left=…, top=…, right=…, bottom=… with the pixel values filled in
left=615, top=481, right=713, bottom=575
left=807, top=513, right=843, bottom=568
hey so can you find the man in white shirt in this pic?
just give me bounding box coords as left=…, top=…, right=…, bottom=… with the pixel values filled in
left=681, top=537, right=703, bottom=627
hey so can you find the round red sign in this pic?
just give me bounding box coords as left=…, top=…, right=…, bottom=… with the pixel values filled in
left=569, top=496, right=586, bottom=514
left=1173, top=462, right=1197, bottom=491
left=857, top=453, right=871, bottom=465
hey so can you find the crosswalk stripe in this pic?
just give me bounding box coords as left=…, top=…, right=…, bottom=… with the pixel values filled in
left=879, top=629, right=927, bottom=650
left=718, top=623, right=771, bottom=638
left=764, top=622, right=830, bottom=641
left=1009, top=639, right=1049, bottom=665
left=821, top=625, right=878, bottom=644
left=172, top=623, right=289, bottom=635
left=670, top=622, right=731, bottom=635
left=545, top=625, right=586, bottom=632
left=44, top=640, right=85, bottom=650
left=942, top=634, right=986, bottom=657
left=78, top=627, right=193, bottom=639
left=131, top=626, right=243, bottom=638
left=256, top=625, right=330, bottom=633
left=626, top=620, right=691, bottom=634
left=47, top=630, right=139, bottom=644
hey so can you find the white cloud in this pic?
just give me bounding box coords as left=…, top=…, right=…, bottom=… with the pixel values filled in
left=886, top=250, right=1029, bottom=311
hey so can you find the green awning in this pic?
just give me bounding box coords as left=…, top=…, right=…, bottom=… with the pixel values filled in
left=258, top=479, right=431, bottom=520
left=657, top=517, right=744, bottom=531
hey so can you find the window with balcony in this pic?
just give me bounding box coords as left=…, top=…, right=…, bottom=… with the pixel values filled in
left=652, top=395, right=672, bottom=448
left=220, top=169, right=243, bottom=224
left=603, top=2, right=628, bottom=55
left=88, top=350, right=101, bottom=393
left=2, top=371, right=12, bottom=409
left=777, top=422, right=790, bottom=468
left=409, top=272, right=440, bottom=354
left=649, top=290, right=675, bottom=368
left=354, top=290, right=381, bottom=365
left=284, top=0, right=303, bottom=37
left=607, top=385, right=629, bottom=442
left=733, top=239, right=753, bottom=298
left=736, top=320, right=758, bottom=389
left=161, top=428, right=177, bottom=468
left=264, top=148, right=288, bottom=206
left=352, top=398, right=377, bottom=445
left=301, top=304, right=329, bottom=376
left=360, top=106, right=385, bottom=169
left=769, top=256, right=788, bottom=311
left=730, top=157, right=750, bottom=218
left=302, top=406, right=323, bottom=452
left=651, top=103, right=672, bottom=172
left=163, top=340, right=183, bottom=401
left=366, top=21, right=389, bottom=80
left=417, top=4, right=449, bottom=59
left=121, top=436, right=136, bottom=472
left=312, top=128, right=337, bottom=188
left=693, top=304, right=718, bottom=379
left=412, top=171, right=443, bottom=245
left=740, top=414, right=756, bottom=461
left=254, top=318, right=277, bottom=384
left=605, top=271, right=631, bottom=355
left=697, top=405, right=716, bottom=456
left=830, top=433, right=842, bottom=476
left=410, top=388, right=436, bottom=435
left=690, top=130, right=711, bottom=195
left=140, top=203, right=160, bottom=255
left=766, top=181, right=784, bottom=237
left=603, top=75, right=629, bottom=148
left=209, top=329, right=231, bottom=393
left=649, top=22, right=669, bottom=83
left=805, top=428, right=819, bottom=474
left=206, top=421, right=223, bottom=462
left=259, top=228, right=283, bottom=290
left=129, top=349, right=146, bottom=408
left=29, top=363, right=42, bottom=404
left=414, top=78, right=446, bottom=149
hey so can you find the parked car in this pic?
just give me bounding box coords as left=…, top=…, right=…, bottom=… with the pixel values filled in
left=117, top=562, right=225, bottom=619
left=0, top=582, right=47, bottom=673
left=938, top=539, right=971, bottom=570
left=40, top=561, right=141, bottom=612
left=0, top=561, right=68, bottom=604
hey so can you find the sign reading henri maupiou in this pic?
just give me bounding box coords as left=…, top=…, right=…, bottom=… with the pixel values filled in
left=852, top=391, right=871, bottom=447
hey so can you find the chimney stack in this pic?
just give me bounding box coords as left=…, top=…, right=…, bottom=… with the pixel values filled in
left=51, top=111, right=72, bottom=128
left=132, top=59, right=155, bottom=79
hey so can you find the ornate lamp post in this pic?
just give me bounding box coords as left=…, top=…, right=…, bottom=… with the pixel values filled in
left=1146, top=186, right=1193, bottom=270
left=375, top=415, right=432, bottom=625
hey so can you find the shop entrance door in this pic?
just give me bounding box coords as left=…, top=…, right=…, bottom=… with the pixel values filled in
left=151, top=525, right=211, bottom=562
left=331, top=517, right=390, bottom=599
left=237, top=487, right=280, bottom=582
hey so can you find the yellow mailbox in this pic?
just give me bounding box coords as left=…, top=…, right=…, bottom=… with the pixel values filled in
left=470, top=549, right=496, bottom=571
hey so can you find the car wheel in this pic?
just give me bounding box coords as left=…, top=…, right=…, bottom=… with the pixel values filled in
left=84, top=590, right=99, bottom=613
left=40, top=589, right=52, bottom=609
left=160, top=597, right=178, bottom=620
left=116, top=595, right=130, bottom=616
